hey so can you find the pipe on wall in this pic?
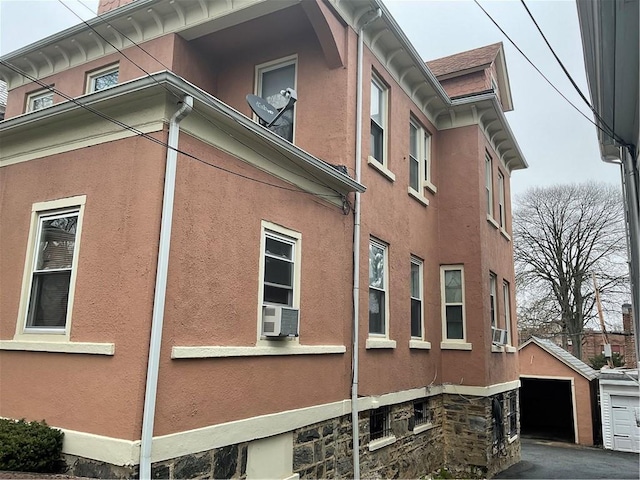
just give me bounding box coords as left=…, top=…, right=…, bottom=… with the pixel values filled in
left=140, top=95, right=193, bottom=480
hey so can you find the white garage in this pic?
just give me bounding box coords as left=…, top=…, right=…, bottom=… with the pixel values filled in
left=599, top=369, right=640, bottom=453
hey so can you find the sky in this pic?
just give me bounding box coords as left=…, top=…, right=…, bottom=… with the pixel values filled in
left=0, top=0, right=623, bottom=200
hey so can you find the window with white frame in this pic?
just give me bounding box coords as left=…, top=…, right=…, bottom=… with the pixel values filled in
left=408, top=120, right=432, bottom=193
left=503, top=281, right=512, bottom=345
left=489, top=272, right=497, bottom=329
left=498, top=172, right=506, bottom=228
left=21, top=199, right=85, bottom=333
left=256, top=57, right=296, bottom=142
left=370, top=406, right=391, bottom=441
left=87, top=65, right=119, bottom=93
left=410, top=258, right=423, bottom=338
left=369, top=239, right=387, bottom=335
left=370, top=75, right=387, bottom=164
left=27, top=89, right=54, bottom=112
left=413, top=399, right=432, bottom=428
left=261, top=229, right=298, bottom=307
left=441, top=266, right=465, bottom=340
left=485, top=151, right=494, bottom=217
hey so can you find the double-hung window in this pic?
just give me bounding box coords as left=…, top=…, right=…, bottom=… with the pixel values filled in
left=489, top=273, right=497, bottom=330
left=409, top=120, right=433, bottom=194
left=498, top=172, right=506, bottom=228
left=256, top=56, right=297, bottom=142
left=485, top=151, right=494, bottom=217
left=370, top=76, right=387, bottom=164
left=27, top=89, right=54, bottom=112
left=18, top=196, right=86, bottom=336
left=441, top=266, right=465, bottom=341
left=87, top=65, right=119, bottom=93
left=503, top=281, right=512, bottom=345
left=369, top=240, right=387, bottom=335
left=262, top=231, right=297, bottom=307
left=410, top=258, right=423, bottom=338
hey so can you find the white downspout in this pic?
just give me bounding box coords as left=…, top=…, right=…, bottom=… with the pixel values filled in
left=352, top=9, right=381, bottom=480
left=140, top=95, right=193, bottom=480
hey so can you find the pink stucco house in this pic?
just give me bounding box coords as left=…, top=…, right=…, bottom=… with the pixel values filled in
left=0, top=0, right=527, bottom=478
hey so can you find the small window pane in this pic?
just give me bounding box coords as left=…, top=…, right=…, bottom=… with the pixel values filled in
left=36, top=216, right=77, bottom=270
left=264, top=257, right=293, bottom=287
left=411, top=298, right=421, bottom=337
left=410, top=262, right=420, bottom=298
left=266, top=237, right=292, bottom=260
left=409, top=157, right=419, bottom=191
left=369, top=243, right=385, bottom=288
left=261, top=63, right=295, bottom=142
left=26, top=271, right=71, bottom=328
left=370, top=81, right=382, bottom=123
left=423, top=134, right=431, bottom=183
left=371, top=121, right=383, bottom=161
left=444, top=270, right=462, bottom=303
left=410, top=124, right=418, bottom=158
left=263, top=284, right=292, bottom=305
left=446, top=305, right=463, bottom=339
left=30, top=93, right=54, bottom=111
left=93, top=70, right=118, bottom=91
left=369, top=289, right=385, bottom=334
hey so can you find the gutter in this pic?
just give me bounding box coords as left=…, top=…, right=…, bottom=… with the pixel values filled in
left=351, top=8, right=381, bottom=479
left=140, top=95, right=193, bottom=480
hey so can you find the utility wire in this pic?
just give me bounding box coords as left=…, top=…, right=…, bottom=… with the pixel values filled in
left=519, top=0, right=626, bottom=146
left=0, top=59, right=344, bottom=202
left=472, top=0, right=622, bottom=144
left=59, top=0, right=348, bottom=201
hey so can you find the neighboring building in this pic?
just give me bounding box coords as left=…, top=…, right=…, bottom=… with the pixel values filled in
left=599, top=368, right=640, bottom=453
left=0, top=0, right=527, bottom=478
left=577, top=0, right=640, bottom=368
left=519, top=337, right=599, bottom=446
left=0, top=81, right=7, bottom=120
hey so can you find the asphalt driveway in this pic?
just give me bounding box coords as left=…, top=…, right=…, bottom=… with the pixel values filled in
left=496, top=437, right=639, bottom=479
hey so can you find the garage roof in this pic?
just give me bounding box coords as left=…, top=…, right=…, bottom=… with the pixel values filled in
left=520, top=337, right=599, bottom=381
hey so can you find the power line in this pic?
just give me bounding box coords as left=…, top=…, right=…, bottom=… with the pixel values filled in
left=518, top=0, right=626, bottom=146
left=0, top=59, right=345, bottom=204
left=472, top=0, right=621, bottom=143
left=59, top=0, right=348, bottom=200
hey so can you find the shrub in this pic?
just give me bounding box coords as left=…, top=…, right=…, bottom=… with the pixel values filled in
left=589, top=352, right=625, bottom=369
left=0, top=418, right=65, bottom=473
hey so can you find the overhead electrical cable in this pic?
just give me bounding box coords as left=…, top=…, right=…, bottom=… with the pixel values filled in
left=519, top=0, right=626, bottom=145
left=472, top=0, right=623, bottom=143
left=59, top=0, right=348, bottom=200
left=0, top=59, right=346, bottom=203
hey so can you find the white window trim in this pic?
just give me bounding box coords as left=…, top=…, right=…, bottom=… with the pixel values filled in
left=485, top=151, right=494, bottom=218
left=440, top=265, right=469, bottom=345
left=410, top=256, right=425, bottom=340
left=255, top=55, right=298, bottom=143
left=256, top=220, right=301, bottom=345
left=86, top=64, right=119, bottom=93
left=26, top=89, right=54, bottom=112
left=368, top=434, right=397, bottom=451
left=370, top=74, right=388, bottom=166
left=408, top=118, right=435, bottom=203
left=498, top=171, right=506, bottom=228
left=503, top=280, right=512, bottom=346
left=490, top=272, right=497, bottom=330
left=14, top=196, right=86, bottom=342
left=368, top=238, right=391, bottom=343
left=368, top=155, right=396, bottom=182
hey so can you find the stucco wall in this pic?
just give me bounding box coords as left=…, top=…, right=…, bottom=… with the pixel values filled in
left=0, top=134, right=167, bottom=440
left=520, top=343, right=594, bottom=445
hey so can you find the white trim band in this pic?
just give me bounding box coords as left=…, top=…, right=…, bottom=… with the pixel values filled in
left=0, top=340, right=115, bottom=355
left=171, top=344, right=346, bottom=359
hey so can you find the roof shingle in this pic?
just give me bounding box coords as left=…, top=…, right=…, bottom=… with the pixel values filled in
left=427, top=42, right=502, bottom=77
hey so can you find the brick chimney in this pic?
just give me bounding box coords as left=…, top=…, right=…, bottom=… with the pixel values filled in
left=622, top=303, right=637, bottom=368
left=98, top=0, right=136, bottom=14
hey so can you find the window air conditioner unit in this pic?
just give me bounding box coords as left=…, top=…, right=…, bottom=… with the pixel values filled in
left=262, top=305, right=299, bottom=338
left=492, top=327, right=508, bottom=345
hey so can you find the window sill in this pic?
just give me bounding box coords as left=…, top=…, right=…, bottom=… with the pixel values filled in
left=486, top=215, right=499, bottom=229
left=508, top=434, right=519, bottom=444
left=408, top=188, right=429, bottom=206
left=367, top=156, right=396, bottom=182
left=491, top=344, right=505, bottom=353
left=171, top=344, right=346, bottom=358
left=440, top=341, right=472, bottom=351
left=500, top=228, right=511, bottom=241
left=413, top=423, right=435, bottom=435
left=505, top=345, right=517, bottom=353
left=409, top=340, right=432, bottom=350
left=365, top=338, right=397, bottom=349
left=424, top=181, right=437, bottom=194
left=0, top=340, right=115, bottom=355
left=368, top=435, right=396, bottom=451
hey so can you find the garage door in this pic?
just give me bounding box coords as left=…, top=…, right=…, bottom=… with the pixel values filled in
left=611, top=395, right=640, bottom=453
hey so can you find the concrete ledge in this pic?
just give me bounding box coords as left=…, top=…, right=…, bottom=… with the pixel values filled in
left=368, top=435, right=397, bottom=451
left=172, top=345, right=346, bottom=358
left=0, top=340, right=115, bottom=355
left=368, top=156, right=396, bottom=182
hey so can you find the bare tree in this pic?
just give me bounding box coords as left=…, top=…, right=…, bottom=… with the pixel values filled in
left=513, top=183, right=628, bottom=359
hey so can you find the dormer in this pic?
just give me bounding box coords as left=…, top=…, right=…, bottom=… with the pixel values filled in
left=426, top=42, right=514, bottom=112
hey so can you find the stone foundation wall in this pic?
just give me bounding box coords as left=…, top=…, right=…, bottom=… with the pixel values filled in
left=62, top=390, right=520, bottom=479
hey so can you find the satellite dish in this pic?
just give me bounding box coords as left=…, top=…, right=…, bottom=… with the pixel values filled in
left=246, top=88, right=297, bottom=128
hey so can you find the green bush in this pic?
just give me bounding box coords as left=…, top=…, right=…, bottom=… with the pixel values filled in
left=589, top=352, right=625, bottom=369
left=0, top=418, right=65, bottom=473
